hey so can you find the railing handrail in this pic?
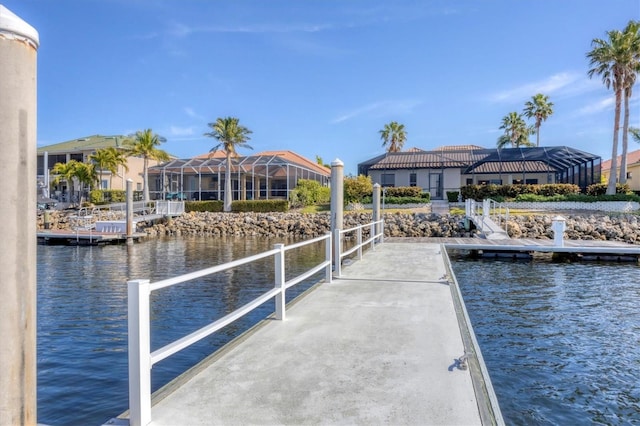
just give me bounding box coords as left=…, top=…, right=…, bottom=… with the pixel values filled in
left=334, top=219, right=385, bottom=278
left=127, top=232, right=333, bottom=426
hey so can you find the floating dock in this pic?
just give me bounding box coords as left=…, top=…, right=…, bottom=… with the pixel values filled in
left=112, top=242, right=501, bottom=425
left=37, top=229, right=146, bottom=245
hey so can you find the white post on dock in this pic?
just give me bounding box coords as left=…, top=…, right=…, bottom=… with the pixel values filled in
left=0, top=6, right=39, bottom=425
left=330, top=159, right=344, bottom=271
left=552, top=216, right=566, bottom=248
left=126, top=178, right=133, bottom=244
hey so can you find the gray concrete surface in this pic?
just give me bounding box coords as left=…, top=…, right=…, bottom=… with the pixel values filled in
left=147, top=243, right=482, bottom=425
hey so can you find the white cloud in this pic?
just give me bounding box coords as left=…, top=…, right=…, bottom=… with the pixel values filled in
left=574, top=97, right=614, bottom=116
left=489, top=72, right=584, bottom=103
left=331, top=100, right=422, bottom=124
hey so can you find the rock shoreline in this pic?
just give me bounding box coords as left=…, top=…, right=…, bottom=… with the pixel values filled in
left=37, top=210, right=640, bottom=244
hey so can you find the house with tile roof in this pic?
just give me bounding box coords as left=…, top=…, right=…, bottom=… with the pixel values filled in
left=601, top=148, right=640, bottom=192
left=146, top=150, right=331, bottom=201
left=358, top=145, right=601, bottom=200
left=37, top=135, right=168, bottom=201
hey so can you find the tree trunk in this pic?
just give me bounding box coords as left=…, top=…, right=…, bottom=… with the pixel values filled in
left=619, top=87, right=631, bottom=184
left=607, top=88, right=622, bottom=195
left=224, top=154, right=232, bottom=212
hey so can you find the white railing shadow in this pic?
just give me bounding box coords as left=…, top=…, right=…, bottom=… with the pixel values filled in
left=127, top=233, right=332, bottom=426
left=333, top=219, right=385, bottom=278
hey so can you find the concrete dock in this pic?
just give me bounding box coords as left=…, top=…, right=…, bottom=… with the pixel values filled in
left=135, top=243, right=497, bottom=425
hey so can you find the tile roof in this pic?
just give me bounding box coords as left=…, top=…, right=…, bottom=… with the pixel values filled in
left=431, top=145, right=486, bottom=151
left=601, top=149, right=640, bottom=172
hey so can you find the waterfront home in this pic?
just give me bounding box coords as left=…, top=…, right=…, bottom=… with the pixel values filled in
left=357, top=145, right=601, bottom=200
left=146, top=150, right=331, bottom=201
left=37, top=134, right=164, bottom=201
left=601, top=148, right=640, bottom=192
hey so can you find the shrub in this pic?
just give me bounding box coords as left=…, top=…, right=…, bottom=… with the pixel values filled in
left=289, top=179, right=330, bottom=208
left=446, top=191, right=459, bottom=202
left=586, top=183, right=632, bottom=196
left=232, top=200, right=289, bottom=212
left=89, top=189, right=127, bottom=204
left=185, top=201, right=223, bottom=212
left=344, top=175, right=373, bottom=203
left=384, top=186, right=422, bottom=197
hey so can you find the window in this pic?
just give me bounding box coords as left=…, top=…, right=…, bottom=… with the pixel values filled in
left=381, top=173, right=395, bottom=187
left=409, top=173, right=417, bottom=187
left=101, top=180, right=108, bottom=190
left=525, top=179, right=538, bottom=184
left=466, top=178, right=473, bottom=185
left=478, top=179, right=503, bottom=185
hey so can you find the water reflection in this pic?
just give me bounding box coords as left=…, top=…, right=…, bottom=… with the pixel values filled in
left=37, top=237, right=326, bottom=425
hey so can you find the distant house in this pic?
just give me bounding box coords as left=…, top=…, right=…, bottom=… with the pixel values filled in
left=37, top=135, right=164, bottom=202
left=147, top=150, right=331, bottom=201
left=601, top=149, right=640, bottom=192
left=358, top=145, right=601, bottom=200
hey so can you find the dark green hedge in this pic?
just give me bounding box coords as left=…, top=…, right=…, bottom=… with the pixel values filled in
left=461, top=183, right=581, bottom=200
left=384, top=186, right=423, bottom=197
left=185, top=200, right=289, bottom=212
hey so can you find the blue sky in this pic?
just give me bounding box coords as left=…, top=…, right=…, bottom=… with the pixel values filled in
left=4, top=0, right=640, bottom=174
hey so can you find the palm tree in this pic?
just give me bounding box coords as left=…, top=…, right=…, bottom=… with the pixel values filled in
left=523, top=93, right=554, bottom=147
left=51, top=160, right=97, bottom=206
left=497, top=112, right=534, bottom=148
left=89, top=147, right=130, bottom=190
left=204, top=117, right=253, bottom=212
left=124, top=129, right=170, bottom=202
left=587, top=24, right=637, bottom=194
left=630, top=126, right=640, bottom=143
left=379, top=121, right=407, bottom=152
left=619, top=21, right=640, bottom=184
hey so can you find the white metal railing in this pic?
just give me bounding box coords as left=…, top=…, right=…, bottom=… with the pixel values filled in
left=155, top=200, right=184, bottom=216
left=465, top=199, right=509, bottom=234
left=333, top=219, right=384, bottom=278
left=127, top=233, right=332, bottom=426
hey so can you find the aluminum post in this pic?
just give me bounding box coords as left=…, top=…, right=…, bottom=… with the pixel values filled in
left=274, top=244, right=286, bottom=320
left=127, top=279, right=151, bottom=426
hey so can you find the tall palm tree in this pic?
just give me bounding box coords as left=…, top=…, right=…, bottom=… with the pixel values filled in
left=497, top=112, right=534, bottom=148
left=587, top=25, right=635, bottom=194
left=204, top=117, right=253, bottom=212
left=523, top=93, right=554, bottom=147
left=630, top=126, right=640, bottom=143
left=124, top=129, right=170, bottom=202
left=619, top=21, right=640, bottom=184
left=379, top=121, right=407, bottom=152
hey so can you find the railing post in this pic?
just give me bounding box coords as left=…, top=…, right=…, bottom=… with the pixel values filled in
left=357, top=226, right=363, bottom=260
left=325, top=233, right=332, bottom=284
left=372, top=183, right=381, bottom=242
left=370, top=223, right=375, bottom=250
left=380, top=219, right=385, bottom=244
left=128, top=279, right=152, bottom=426
left=274, top=243, right=286, bottom=320
left=334, top=228, right=342, bottom=278
left=483, top=199, right=490, bottom=219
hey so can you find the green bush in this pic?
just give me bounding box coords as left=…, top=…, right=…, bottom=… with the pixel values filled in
left=89, top=189, right=127, bottom=204
left=289, top=179, right=330, bottom=208
left=344, top=175, right=373, bottom=203
left=446, top=191, right=459, bottom=202
left=185, top=201, right=224, bottom=212
left=232, top=200, right=289, bottom=212
left=384, top=186, right=422, bottom=197
left=586, top=183, right=632, bottom=196
left=462, top=183, right=580, bottom=200
left=514, top=193, right=640, bottom=202
left=382, top=196, right=430, bottom=205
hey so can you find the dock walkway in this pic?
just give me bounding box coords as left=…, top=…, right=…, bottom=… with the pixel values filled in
left=139, top=243, right=491, bottom=425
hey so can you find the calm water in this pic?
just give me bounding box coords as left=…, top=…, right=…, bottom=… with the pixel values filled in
left=450, top=257, right=640, bottom=425
left=37, top=237, right=327, bottom=426
left=37, top=241, right=640, bottom=425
